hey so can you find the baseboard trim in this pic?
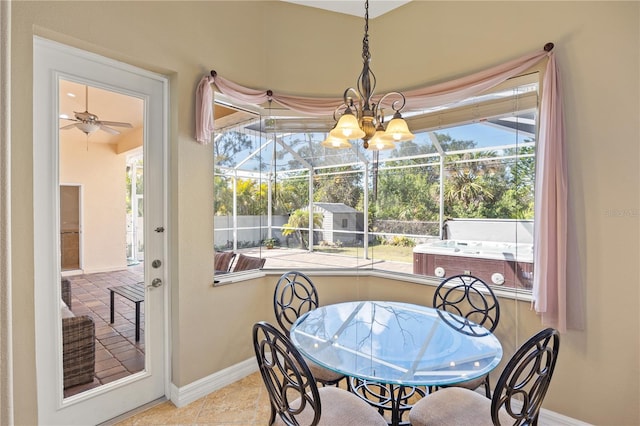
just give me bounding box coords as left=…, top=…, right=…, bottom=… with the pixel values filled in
left=169, top=358, right=590, bottom=425
left=539, top=406, right=592, bottom=426
left=504, top=393, right=591, bottom=425
left=169, top=357, right=258, bottom=408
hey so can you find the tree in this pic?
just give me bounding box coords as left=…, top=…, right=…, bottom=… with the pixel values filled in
left=376, top=166, right=439, bottom=221
left=214, top=177, right=267, bottom=216
left=481, top=144, right=536, bottom=218
left=213, top=175, right=233, bottom=215
left=281, top=209, right=323, bottom=249
left=314, top=167, right=362, bottom=207
left=214, top=131, right=253, bottom=167
left=443, top=150, right=499, bottom=217
left=274, top=176, right=309, bottom=214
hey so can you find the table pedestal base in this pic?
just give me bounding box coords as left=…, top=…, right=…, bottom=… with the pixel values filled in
left=349, top=377, right=429, bottom=426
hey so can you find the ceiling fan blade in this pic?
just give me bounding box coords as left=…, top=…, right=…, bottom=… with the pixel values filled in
left=100, top=120, right=133, bottom=128
left=60, top=123, right=79, bottom=130
left=99, top=124, right=121, bottom=135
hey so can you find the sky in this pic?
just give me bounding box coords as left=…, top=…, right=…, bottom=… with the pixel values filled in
left=438, top=122, right=533, bottom=148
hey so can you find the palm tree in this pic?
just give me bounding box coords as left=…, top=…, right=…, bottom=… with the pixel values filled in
left=444, top=172, right=493, bottom=206
left=282, top=209, right=323, bottom=249
left=443, top=151, right=496, bottom=210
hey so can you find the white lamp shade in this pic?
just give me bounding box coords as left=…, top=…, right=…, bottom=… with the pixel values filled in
left=321, top=135, right=353, bottom=149
left=381, top=117, right=414, bottom=142
left=77, top=122, right=101, bottom=134
left=330, top=113, right=366, bottom=140
left=367, top=130, right=395, bottom=151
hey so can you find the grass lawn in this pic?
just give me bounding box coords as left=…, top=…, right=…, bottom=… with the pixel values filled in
left=313, top=244, right=414, bottom=263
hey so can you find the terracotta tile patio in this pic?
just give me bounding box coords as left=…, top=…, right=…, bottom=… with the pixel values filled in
left=64, top=263, right=145, bottom=397
left=64, top=250, right=411, bottom=399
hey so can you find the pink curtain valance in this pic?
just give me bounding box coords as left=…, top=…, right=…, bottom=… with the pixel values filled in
left=196, top=45, right=553, bottom=144
left=196, top=44, right=569, bottom=332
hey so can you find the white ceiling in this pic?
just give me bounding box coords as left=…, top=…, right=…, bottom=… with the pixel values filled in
left=59, top=80, right=143, bottom=145
left=57, top=2, right=411, bottom=147
left=281, top=0, right=411, bottom=18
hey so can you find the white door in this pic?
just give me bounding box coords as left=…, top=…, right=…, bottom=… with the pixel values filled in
left=33, top=37, right=169, bottom=425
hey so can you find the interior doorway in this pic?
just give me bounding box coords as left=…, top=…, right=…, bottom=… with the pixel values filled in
left=127, top=154, right=144, bottom=266
left=60, top=184, right=81, bottom=271
left=34, top=37, right=168, bottom=425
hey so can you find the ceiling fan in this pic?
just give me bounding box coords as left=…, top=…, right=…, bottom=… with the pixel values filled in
left=60, top=86, right=133, bottom=135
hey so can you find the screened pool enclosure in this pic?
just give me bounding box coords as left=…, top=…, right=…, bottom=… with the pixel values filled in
left=213, top=73, right=538, bottom=290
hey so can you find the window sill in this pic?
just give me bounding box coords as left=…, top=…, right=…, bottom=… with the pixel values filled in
left=212, top=267, right=535, bottom=304
left=212, top=269, right=266, bottom=286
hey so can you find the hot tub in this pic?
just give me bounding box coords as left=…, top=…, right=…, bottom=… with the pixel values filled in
left=413, top=240, right=534, bottom=289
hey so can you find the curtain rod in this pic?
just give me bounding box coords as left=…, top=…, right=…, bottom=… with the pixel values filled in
left=209, top=42, right=555, bottom=80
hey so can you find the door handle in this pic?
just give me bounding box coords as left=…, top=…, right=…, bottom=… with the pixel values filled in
left=149, top=278, right=163, bottom=288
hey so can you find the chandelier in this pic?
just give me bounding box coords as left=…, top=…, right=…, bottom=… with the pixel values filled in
left=322, top=0, right=414, bottom=151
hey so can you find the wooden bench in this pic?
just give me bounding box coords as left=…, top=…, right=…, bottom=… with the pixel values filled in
left=108, top=283, right=145, bottom=341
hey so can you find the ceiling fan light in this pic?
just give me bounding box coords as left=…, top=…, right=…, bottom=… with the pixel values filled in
left=330, top=111, right=366, bottom=140
left=381, top=116, right=414, bottom=142
left=77, top=122, right=101, bottom=134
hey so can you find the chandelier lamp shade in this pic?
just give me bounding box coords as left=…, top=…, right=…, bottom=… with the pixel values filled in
left=323, top=0, right=415, bottom=150
left=320, top=134, right=354, bottom=149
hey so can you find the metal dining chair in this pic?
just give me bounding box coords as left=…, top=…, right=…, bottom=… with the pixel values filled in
left=273, top=270, right=345, bottom=386
left=433, top=274, right=501, bottom=398
left=409, top=327, right=560, bottom=426
left=252, top=321, right=388, bottom=426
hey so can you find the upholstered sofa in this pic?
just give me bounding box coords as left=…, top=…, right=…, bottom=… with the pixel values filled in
left=214, top=251, right=236, bottom=273
left=61, top=278, right=96, bottom=389
left=232, top=253, right=266, bottom=271
left=214, top=251, right=266, bottom=273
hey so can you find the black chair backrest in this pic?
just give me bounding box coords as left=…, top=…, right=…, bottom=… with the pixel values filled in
left=253, top=321, right=321, bottom=426
left=491, top=328, right=560, bottom=425
left=273, top=271, right=319, bottom=334
left=433, top=274, right=500, bottom=333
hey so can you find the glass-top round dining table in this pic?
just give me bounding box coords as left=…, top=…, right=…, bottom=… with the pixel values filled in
left=290, top=300, right=503, bottom=425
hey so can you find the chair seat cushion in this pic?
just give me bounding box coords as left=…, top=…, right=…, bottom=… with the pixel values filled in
left=61, top=299, right=75, bottom=319
left=442, top=374, right=486, bottom=391
left=409, top=387, right=511, bottom=426
left=274, top=386, right=387, bottom=426
left=306, top=357, right=344, bottom=384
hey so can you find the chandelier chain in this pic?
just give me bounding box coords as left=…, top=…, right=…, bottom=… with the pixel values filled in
left=324, top=0, right=414, bottom=150
left=362, top=0, right=370, bottom=63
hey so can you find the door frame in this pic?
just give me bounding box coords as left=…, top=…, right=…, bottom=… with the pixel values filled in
left=60, top=183, right=83, bottom=274
left=33, top=36, right=170, bottom=424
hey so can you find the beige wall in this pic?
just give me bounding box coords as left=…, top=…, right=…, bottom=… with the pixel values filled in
left=9, top=1, right=639, bottom=425
left=60, top=138, right=128, bottom=273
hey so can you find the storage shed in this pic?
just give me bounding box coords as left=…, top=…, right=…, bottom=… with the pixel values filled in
left=313, top=203, right=363, bottom=245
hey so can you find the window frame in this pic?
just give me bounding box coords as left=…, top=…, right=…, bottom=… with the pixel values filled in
left=213, top=73, right=540, bottom=293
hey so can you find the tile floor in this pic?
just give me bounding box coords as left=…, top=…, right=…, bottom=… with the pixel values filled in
left=112, top=372, right=427, bottom=425
left=64, top=264, right=146, bottom=397
left=113, top=372, right=272, bottom=425
left=111, top=372, right=556, bottom=426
